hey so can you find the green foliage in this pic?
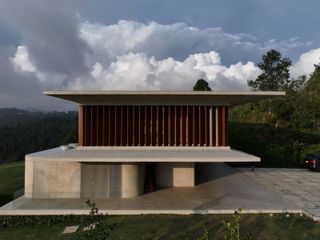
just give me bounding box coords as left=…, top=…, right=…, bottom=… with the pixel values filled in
left=193, top=79, right=212, bottom=91
left=86, top=199, right=99, bottom=215
left=197, top=225, right=209, bottom=240
left=231, top=59, right=320, bottom=166
left=302, top=63, right=320, bottom=129
left=228, top=122, right=320, bottom=167
left=0, top=215, right=85, bottom=228
left=70, top=200, right=117, bottom=240
left=62, top=128, right=78, bottom=145
left=223, top=209, right=241, bottom=240
left=248, top=49, right=292, bottom=91
left=223, top=209, right=252, bottom=240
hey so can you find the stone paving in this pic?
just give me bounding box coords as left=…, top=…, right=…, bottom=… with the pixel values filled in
left=62, top=225, right=79, bottom=234
left=0, top=163, right=298, bottom=215
left=238, top=168, right=320, bottom=221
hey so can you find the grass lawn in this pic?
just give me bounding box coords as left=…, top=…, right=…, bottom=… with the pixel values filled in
left=1, top=214, right=320, bottom=239
left=0, top=161, right=24, bottom=207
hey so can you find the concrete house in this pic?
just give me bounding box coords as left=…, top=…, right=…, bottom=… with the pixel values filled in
left=24, top=90, right=284, bottom=200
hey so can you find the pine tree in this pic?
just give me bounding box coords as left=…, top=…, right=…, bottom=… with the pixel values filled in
left=248, top=49, right=292, bottom=91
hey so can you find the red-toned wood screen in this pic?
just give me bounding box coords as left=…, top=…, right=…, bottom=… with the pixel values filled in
left=78, top=105, right=228, bottom=147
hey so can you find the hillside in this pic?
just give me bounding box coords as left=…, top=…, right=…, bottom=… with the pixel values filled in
left=0, top=108, right=77, bottom=163
left=0, top=161, right=24, bottom=206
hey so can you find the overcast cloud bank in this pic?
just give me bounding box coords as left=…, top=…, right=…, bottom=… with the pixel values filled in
left=3, top=19, right=320, bottom=109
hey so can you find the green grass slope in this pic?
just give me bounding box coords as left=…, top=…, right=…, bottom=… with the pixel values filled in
left=0, top=161, right=24, bottom=206
left=1, top=214, right=320, bottom=240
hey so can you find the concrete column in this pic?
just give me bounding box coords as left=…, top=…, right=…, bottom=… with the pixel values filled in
left=81, top=163, right=145, bottom=199
left=155, top=162, right=195, bottom=188
left=121, top=164, right=145, bottom=198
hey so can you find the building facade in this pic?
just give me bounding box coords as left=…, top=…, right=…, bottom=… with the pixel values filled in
left=24, top=91, right=284, bottom=199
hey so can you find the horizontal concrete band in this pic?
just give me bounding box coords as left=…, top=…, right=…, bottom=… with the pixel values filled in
left=44, top=90, right=285, bottom=107
left=26, top=147, right=260, bottom=163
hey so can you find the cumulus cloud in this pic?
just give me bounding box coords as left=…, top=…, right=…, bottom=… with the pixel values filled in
left=8, top=20, right=267, bottom=93
left=11, top=20, right=318, bottom=95
left=79, top=21, right=312, bottom=67
left=1, top=12, right=319, bottom=110
left=8, top=20, right=320, bottom=94
left=0, top=0, right=90, bottom=83
left=69, top=51, right=261, bottom=91
left=10, top=46, right=36, bottom=73
left=79, top=21, right=264, bottom=66
left=291, top=48, right=320, bottom=78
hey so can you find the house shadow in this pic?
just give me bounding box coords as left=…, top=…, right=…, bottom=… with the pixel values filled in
left=195, top=162, right=238, bottom=185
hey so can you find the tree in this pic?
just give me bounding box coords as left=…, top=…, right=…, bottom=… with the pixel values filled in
left=302, top=63, right=320, bottom=128
left=305, top=63, right=320, bottom=90
left=248, top=49, right=292, bottom=91
left=193, top=79, right=212, bottom=91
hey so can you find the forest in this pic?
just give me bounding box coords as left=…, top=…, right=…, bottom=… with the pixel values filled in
left=0, top=109, right=77, bottom=163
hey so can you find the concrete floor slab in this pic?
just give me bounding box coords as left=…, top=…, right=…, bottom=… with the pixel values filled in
left=26, top=147, right=260, bottom=163
left=0, top=163, right=299, bottom=215
left=239, top=167, right=320, bottom=221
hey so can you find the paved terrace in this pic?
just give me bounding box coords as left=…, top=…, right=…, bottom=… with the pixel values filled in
left=239, top=168, right=320, bottom=221
left=0, top=163, right=298, bottom=215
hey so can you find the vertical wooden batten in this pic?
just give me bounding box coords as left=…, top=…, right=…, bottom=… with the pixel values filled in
left=78, top=105, right=84, bottom=146
left=80, top=104, right=228, bottom=147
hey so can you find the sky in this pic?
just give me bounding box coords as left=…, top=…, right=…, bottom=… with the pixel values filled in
left=1, top=0, right=320, bottom=110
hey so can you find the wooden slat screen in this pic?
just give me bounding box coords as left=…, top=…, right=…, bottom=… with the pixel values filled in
left=79, top=105, right=228, bottom=147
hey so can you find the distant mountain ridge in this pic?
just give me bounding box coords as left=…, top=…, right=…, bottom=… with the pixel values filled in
left=0, top=108, right=76, bottom=127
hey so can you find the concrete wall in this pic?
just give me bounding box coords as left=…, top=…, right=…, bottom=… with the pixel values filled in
left=25, top=161, right=81, bottom=198
left=80, top=163, right=145, bottom=198
left=80, top=163, right=121, bottom=198
left=25, top=157, right=196, bottom=199
left=25, top=161, right=145, bottom=199
left=155, top=163, right=195, bottom=187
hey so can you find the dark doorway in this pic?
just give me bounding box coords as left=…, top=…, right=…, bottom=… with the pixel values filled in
left=144, top=163, right=156, bottom=193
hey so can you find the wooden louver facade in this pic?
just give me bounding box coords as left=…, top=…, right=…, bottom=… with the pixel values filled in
left=78, top=105, right=228, bottom=147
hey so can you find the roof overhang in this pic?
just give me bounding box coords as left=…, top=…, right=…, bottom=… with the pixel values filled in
left=44, top=90, right=285, bottom=106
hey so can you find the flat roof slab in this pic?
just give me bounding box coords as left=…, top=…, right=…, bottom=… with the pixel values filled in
left=26, top=147, right=260, bottom=163
left=44, top=90, right=285, bottom=106
left=0, top=163, right=298, bottom=215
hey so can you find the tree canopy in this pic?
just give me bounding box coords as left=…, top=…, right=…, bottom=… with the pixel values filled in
left=248, top=49, right=292, bottom=91
left=193, top=79, right=212, bottom=91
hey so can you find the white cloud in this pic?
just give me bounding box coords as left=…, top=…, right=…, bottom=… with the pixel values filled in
left=79, top=20, right=310, bottom=68
left=69, top=51, right=261, bottom=91
left=11, top=45, right=36, bottom=73
left=10, top=45, right=68, bottom=87
left=79, top=20, right=263, bottom=67
left=9, top=21, right=319, bottom=97
left=291, top=48, right=320, bottom=78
